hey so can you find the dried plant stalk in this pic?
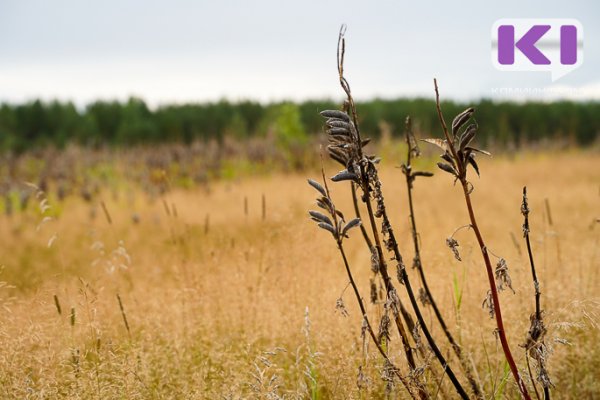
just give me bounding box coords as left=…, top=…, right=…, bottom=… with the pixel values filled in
left=522, top=187, right=551, bottom=400
left=426, top=79, right=531, bottom=400
left=333, top=26, right=419, bottom=377
left=402, top=117, right=483, bottom=399
left=307, top=175, right=417, bottom=399
left=315, top=26, right=470, bottom=399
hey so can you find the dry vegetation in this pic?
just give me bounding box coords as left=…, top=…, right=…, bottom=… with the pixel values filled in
left=0, top=148, right=598, bottom=398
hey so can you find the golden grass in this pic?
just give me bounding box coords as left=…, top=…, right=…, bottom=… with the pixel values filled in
left=0, top=150, right=598, bottom=398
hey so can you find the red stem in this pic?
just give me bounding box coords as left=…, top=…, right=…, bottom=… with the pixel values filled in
left=461, top=183, right=531, bottom=400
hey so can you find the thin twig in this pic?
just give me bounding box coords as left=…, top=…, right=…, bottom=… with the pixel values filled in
left=320, top=170, right=417, bottom=399
left=336, top=26, right=419, bottom=376
left=522, top=187, right=551, bottom=400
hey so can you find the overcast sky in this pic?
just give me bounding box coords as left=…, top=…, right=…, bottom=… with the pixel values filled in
left=1, top=0, right=599, bottom=107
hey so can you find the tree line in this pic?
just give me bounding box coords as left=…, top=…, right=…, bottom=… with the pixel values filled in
left=0, top=97, right=598, bottom=152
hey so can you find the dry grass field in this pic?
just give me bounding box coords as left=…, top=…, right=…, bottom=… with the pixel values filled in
left=0, top=149, right=598, bottom=399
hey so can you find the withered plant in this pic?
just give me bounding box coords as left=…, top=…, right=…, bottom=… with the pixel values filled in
left=308, top=26, right=557, bottom=400
left=424, top=79, right=531, bottom=399
left=401, top=117, right=483, bottom=398
left=308, top=26, right=470, bottom=399
left=521, top=187, right=551, bottom=400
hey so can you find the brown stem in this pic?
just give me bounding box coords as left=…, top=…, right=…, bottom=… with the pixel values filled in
left=351, top=182, right=373, bottom=249
left=321, top=165, right=419, bottom=399
left=522, top=187, right=550, bottom=400
left=337, top=28, right=418, bottom=376
left=403, top=136, right=483, bottom=399
left=526, top=351, right=542, bottom=400
left=523, top=187, right=541, bottom=320
left=380, top=204, right=470, bottom=400
left=338, top=241, right=417, bottom=399
left=461, top=183, right=530, bottom=400
left=434, top=78, right=531, bottom=400
left=362, top=184, right=419, bottom=373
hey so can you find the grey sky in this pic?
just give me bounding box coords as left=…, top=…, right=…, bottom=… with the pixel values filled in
left=1, top=0, right=599, bottom=107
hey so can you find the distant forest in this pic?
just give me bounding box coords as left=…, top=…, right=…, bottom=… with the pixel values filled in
left=0, top=98, right=598, bottom=152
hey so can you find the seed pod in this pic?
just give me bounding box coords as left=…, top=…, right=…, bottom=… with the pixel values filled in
left=320, top=110, right=350, bottom=122
left=317, top=222, right=337, bottom=238
left=328, top=150, right=348, bottom=166
left=329, top=135, right=351, bottom=145
left=441, top=152, right=456, bottom=167
left=342, top=218, right=362, bottom=236
left=317, top=197, right=334, bottom=214
left=307, top=179, right=327, bottom=197
left=309, top=210, right=332, bottom=226
left=326, top=119, right=352, bottom=130
left=331, top=170, right=359, bottom=182
left=327, top=127, right=351, bottom=136
left=437, top=162, right=457, bottom=176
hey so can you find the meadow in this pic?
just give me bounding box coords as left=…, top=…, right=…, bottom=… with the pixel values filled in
left=0, top=146, right=598, bottom=399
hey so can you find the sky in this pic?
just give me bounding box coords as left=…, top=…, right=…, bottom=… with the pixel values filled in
left=1, top=0, right=599, bottom=107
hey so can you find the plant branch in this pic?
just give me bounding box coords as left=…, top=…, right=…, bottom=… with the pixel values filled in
left=522, top=187, right=551, bottom=400
left=403, top=118, right=483, bottom=399
left=336, top=27, right=419, bottom=375
left=338, top=240, right=417, bottom=399
left=433, top=78, right=531, bottom=400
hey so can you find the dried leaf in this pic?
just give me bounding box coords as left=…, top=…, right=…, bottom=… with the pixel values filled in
left=467, top=154, right=480, bottom=177
left=335, top=297, right=349, bottom=317
left=370, top=246, right=380, bottom=273
left=495, top=258, right=514, bottom=293
left=482, top=290, right=495, bottom=318
left=307, top=179, right=327, bottom=197
left=47, top=234, right=58, bottom=248
left=320, top=110, right=350, bottom=122
left=446, top=237, right=461, bottom=261
left=452, top=107, right=474, bottom=136
left=421, top=138, right=449, bottom=152
left=465, top=147, right=491, bottom=156
left=459, top=124, right=477, bottom=151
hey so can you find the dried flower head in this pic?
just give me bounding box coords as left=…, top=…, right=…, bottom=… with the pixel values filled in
left=370, top=246, right=380, bottom=274
left=418, top=287, right=431, bottom=307
left=482, top=290, right=495, bottom=319
left=446, top=237, right=462, bottom=261
left=335, top=297, right=349, bottom=317
left=370, top=279, right=378, bottom=304
left=495, top=258, right=515, bottom=293
left=356, top=365, right=370, bottom=389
